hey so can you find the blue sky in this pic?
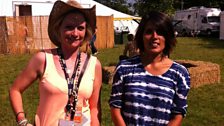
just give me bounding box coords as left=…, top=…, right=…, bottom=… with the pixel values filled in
left=127, top=0, right=135, bottom=4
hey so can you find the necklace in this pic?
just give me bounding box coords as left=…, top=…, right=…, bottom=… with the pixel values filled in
left=57, top=48, right=81, bottom=120
left=66, top=69, right=71, bottom=74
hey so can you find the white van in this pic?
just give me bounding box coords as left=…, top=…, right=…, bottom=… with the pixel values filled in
left=174, top=6, right=221, bottom=36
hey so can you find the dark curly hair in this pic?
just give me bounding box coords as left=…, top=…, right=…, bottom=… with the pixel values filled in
left=134, top=11, right=177, bottom=57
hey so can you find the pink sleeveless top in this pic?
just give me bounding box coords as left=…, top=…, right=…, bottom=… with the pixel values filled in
left=34, top=51, right=96, bottom=126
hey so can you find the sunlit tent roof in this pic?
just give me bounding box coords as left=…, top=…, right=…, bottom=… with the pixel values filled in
left=79, top=0, right=140, bottom=34
left=0, top=0, right=140, bottom=34
left=0, top=0, right=140, bottom=19
left=79, top=0, right=141, bottom=20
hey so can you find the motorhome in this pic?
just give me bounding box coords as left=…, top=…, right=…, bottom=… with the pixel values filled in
left=174, top=6, right=221, bottom=36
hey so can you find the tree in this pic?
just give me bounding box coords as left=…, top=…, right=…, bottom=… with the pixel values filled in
left=174, top=0, right=224, bottom=10
left=94, top=0, right=133, bottom=15
left=133, top=0, right=175, bottom=16
left=95, top=0, right=224, bottom=17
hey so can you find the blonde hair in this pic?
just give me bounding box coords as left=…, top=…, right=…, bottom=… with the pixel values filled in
left=52, top=10, right=93, bottom=47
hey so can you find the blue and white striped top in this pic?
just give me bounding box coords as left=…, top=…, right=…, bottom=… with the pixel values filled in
left=109, top=56, right=190, bottom=126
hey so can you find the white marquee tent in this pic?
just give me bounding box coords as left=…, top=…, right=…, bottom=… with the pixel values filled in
left=81, top=0, right=140, bottom=35
left=0, top=0, right=140, bottom=35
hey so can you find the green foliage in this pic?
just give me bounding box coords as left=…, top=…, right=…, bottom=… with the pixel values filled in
left=133, top=0, right=175, bottom=16
left=182, top=0, right=224, bottom=10
left=1, top=37, right=224, bottom=125
left=94, top=0, right=133, bottom=15
left=96, top=0, right=224, bottom=17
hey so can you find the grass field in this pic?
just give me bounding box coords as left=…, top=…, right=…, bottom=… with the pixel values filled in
left=0, top=37, right=224, bottom=126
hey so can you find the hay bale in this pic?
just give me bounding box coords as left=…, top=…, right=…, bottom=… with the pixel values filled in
left=102, top=66, right=116, bottom=84
left=176, top=60, right=221, bottom=88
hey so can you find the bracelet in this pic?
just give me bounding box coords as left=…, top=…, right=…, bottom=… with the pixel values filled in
left=16, top=112, right=26, bottom=121
left=17, top=118, right=28, bottom=126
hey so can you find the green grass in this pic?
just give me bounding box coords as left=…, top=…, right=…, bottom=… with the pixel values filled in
left=1, top=37, right=224, bottom=125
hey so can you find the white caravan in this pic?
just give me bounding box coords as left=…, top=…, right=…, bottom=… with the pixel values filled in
left=174, top=6, right=221, bottom=36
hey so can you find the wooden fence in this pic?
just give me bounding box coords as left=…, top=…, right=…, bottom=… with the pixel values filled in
left=0, top=15, right=114, bottom=54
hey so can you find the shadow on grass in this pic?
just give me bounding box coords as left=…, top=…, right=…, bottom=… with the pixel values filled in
left=199, top=37, right=224, bottom=49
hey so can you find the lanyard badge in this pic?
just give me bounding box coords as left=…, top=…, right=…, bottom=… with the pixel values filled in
left=57, top=48, right=82, bottom=123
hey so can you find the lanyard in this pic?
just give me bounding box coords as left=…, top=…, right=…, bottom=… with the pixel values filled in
left=57, top=48, right=81, bottom=96
left=57, top=48, right=90, bottom=120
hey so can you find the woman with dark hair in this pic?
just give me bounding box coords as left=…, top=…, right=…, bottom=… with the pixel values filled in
left=109, top=11, right=190, bottom=126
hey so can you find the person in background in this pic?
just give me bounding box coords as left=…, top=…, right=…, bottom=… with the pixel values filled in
left=109, top=11, right=190, bottom=126
left=23, top=25, right=31, bottom=54
left=9, top=0, right=102, bottom=126
left=89, top=28, right=98, bottom=55
left=122, top=33, right=139, bottom=59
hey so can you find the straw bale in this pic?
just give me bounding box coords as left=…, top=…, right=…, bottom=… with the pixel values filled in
left=176, top=60, right=221, bottom=88
left=102, top=66, right=116, bottom=84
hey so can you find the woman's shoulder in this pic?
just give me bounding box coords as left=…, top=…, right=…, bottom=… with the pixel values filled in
left=25, top=50, right=51, bottom=76
left=31, top=50, right=46, bottom=62
left=118, top=55, right=141, bottom=66
left=172, top=61, right=190, bottom=75
left=171, top=61, right=190, bottom=87
left=29, top=49, right=58, bottom=67
left=91, top=55, right=102, bottom=69
left=81, top=53, right=102, bottom=69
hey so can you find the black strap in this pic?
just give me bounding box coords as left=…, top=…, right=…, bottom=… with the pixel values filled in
left=70, top=54, right=90, bottom=119
left=77, top=54, right=90, bottom=88
left=57, top=48, right=81, bottom=95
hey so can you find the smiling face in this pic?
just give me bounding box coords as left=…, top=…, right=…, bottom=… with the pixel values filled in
left=59, top=11, right=86, bottom=49
left=142, top=22, right=166, bottom=55
left=135, top=11, right=177, bottom=57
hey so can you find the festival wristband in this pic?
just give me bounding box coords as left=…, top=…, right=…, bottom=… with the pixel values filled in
left=17, top=118, right=28, bottom=126
left=16, top=112, right=26, bottom=121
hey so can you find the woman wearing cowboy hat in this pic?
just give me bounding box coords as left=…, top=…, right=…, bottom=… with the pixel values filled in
left=9, top=0, right=102, bottom=126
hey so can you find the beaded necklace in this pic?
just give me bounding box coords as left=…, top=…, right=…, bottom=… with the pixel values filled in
left=57, top=48, right=81, bottom=120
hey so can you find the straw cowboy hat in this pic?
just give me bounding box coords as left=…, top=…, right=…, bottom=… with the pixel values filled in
left=48, top=0, right=96, bottom=47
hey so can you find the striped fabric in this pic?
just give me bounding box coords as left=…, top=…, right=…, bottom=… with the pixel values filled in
left=109, top=56, right=190, bottom=126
